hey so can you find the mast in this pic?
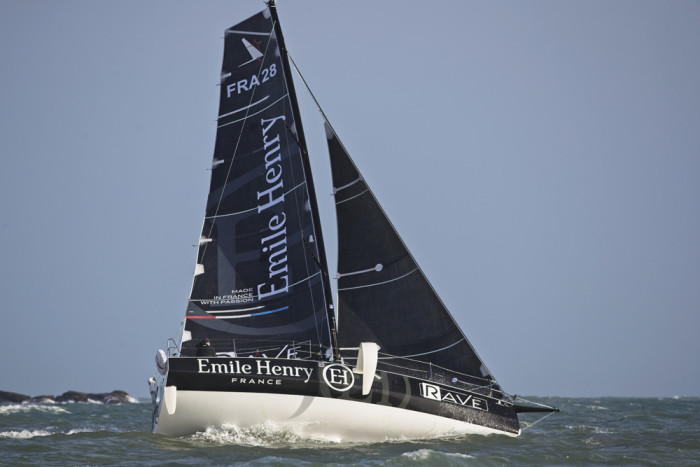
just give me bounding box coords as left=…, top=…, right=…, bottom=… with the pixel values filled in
left=267, top=0, right=339, bottom=360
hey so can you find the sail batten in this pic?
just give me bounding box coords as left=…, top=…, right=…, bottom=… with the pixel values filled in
left=217, top=94, right=287, bottom=127
left=337, top=267, right=419, bottom=291
left=218, top=96, right=271, bottom=119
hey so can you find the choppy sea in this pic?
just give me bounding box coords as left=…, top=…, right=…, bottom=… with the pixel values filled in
left=1, top=397, right=698, bottom=465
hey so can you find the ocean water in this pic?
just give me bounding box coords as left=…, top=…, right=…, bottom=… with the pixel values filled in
left=1, top=397, right=698, bottom=465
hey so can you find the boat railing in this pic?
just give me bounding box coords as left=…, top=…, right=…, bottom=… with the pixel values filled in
left=181, top=338, right=321, bottom=360
left=340, top=350, right=508, bottom=400
left=167, top=338, right=180, bottom=357
left=173, top=339, right=506, bottom=399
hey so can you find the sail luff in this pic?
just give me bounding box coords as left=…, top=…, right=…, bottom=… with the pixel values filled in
left=268, top=1, right=339, bottom=360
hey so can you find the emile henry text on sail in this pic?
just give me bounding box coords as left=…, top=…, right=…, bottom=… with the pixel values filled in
left=256, top=115, right=289, bottom=300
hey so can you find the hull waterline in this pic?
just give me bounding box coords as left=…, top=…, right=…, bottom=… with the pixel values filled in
left=156, top=390, right=519, bottom=440
left=153, top=357, right=521, bottom=440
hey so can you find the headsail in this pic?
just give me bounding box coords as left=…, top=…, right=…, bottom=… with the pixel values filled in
left=181, top=8, right=334, bottom=359
left=326, top=123, right=499, bottom=388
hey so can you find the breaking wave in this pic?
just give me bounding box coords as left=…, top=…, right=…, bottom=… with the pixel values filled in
left=0, top=426, right=119, bottom=439
left=189, top=421, right=345, bottom=446
left=184, top=422, right=465, bottom=447
left=400, top=449, right=475, bottom=461
left=0, top=404, right=70, bottom=415
left=0, top=429, right=53, bottom=439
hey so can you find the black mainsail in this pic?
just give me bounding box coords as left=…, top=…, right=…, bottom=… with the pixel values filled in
left=182, top=8, right=335, bottom=359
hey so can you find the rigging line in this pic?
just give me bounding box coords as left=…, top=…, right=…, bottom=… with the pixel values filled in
left=218, top=95, right=270, bottom=119
left=520, top=410, right=559, bottom=431
left=200, top=19, right=278, bottom=261
left=513, top=395, right=555, bottom=408
left=291, top=54, right=498, bottom=382
left=205, top=180, right=308, bottom=220
left=288, top=270, right=322, bottom=289
left=378, top=354, right=498, bottom=386
left=376, top=338, right=466, bottom=360
left=275, top=98, right=325, bottom=347
left=287, top=53, right=335, bottom=131
left=276, top=63, right=327, bottom=349
left=303, top=237, right=327, bottom=277
left=284, top=120, right=305, bottom=155
left=337, top=267, right=418, bottom=291
left=217, top=94, right=288, bottom=129
left=283, top=43, right=338, bottom=358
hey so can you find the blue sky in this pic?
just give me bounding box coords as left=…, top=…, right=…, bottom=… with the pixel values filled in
left=1, top=1, right=698, bottom=399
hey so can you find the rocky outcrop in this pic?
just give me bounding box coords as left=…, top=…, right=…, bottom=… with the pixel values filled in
left=0, top=390, right=136, bottom=404
left=0, top=391, right=30, bottom=404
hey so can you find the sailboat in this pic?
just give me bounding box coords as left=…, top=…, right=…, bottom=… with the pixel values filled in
left=149, top=1, right=557, bottom=440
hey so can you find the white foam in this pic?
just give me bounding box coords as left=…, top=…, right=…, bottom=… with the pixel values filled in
left=0, top=429, right=52, bottom=439
left=0, top=426, right=108, bottom=438
left=66, top=427, right=99, bottom=435
left=586, top=405, right=608, bottom=411
left=566, top=424, right=612, bottom=435
left=0, top=404, right=70, bottom=415
left=189, top=421, right=344, bottom=446
left=401, top=449, right=474, bottom=461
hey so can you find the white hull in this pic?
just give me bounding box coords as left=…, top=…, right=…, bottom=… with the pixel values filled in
left=156, top=390, right=519, bottom=441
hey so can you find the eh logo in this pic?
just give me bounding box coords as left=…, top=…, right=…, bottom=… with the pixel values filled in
left=322, top=363, right=354, bottom=392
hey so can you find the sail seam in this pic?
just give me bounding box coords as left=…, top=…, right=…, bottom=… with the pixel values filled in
left=337, top=268, right=418, bottom=291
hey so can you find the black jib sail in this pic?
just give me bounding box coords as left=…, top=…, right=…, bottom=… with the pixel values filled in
left=181, top=8, right=335, bottom=360
left=325, top=122, right=499, bottom=389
